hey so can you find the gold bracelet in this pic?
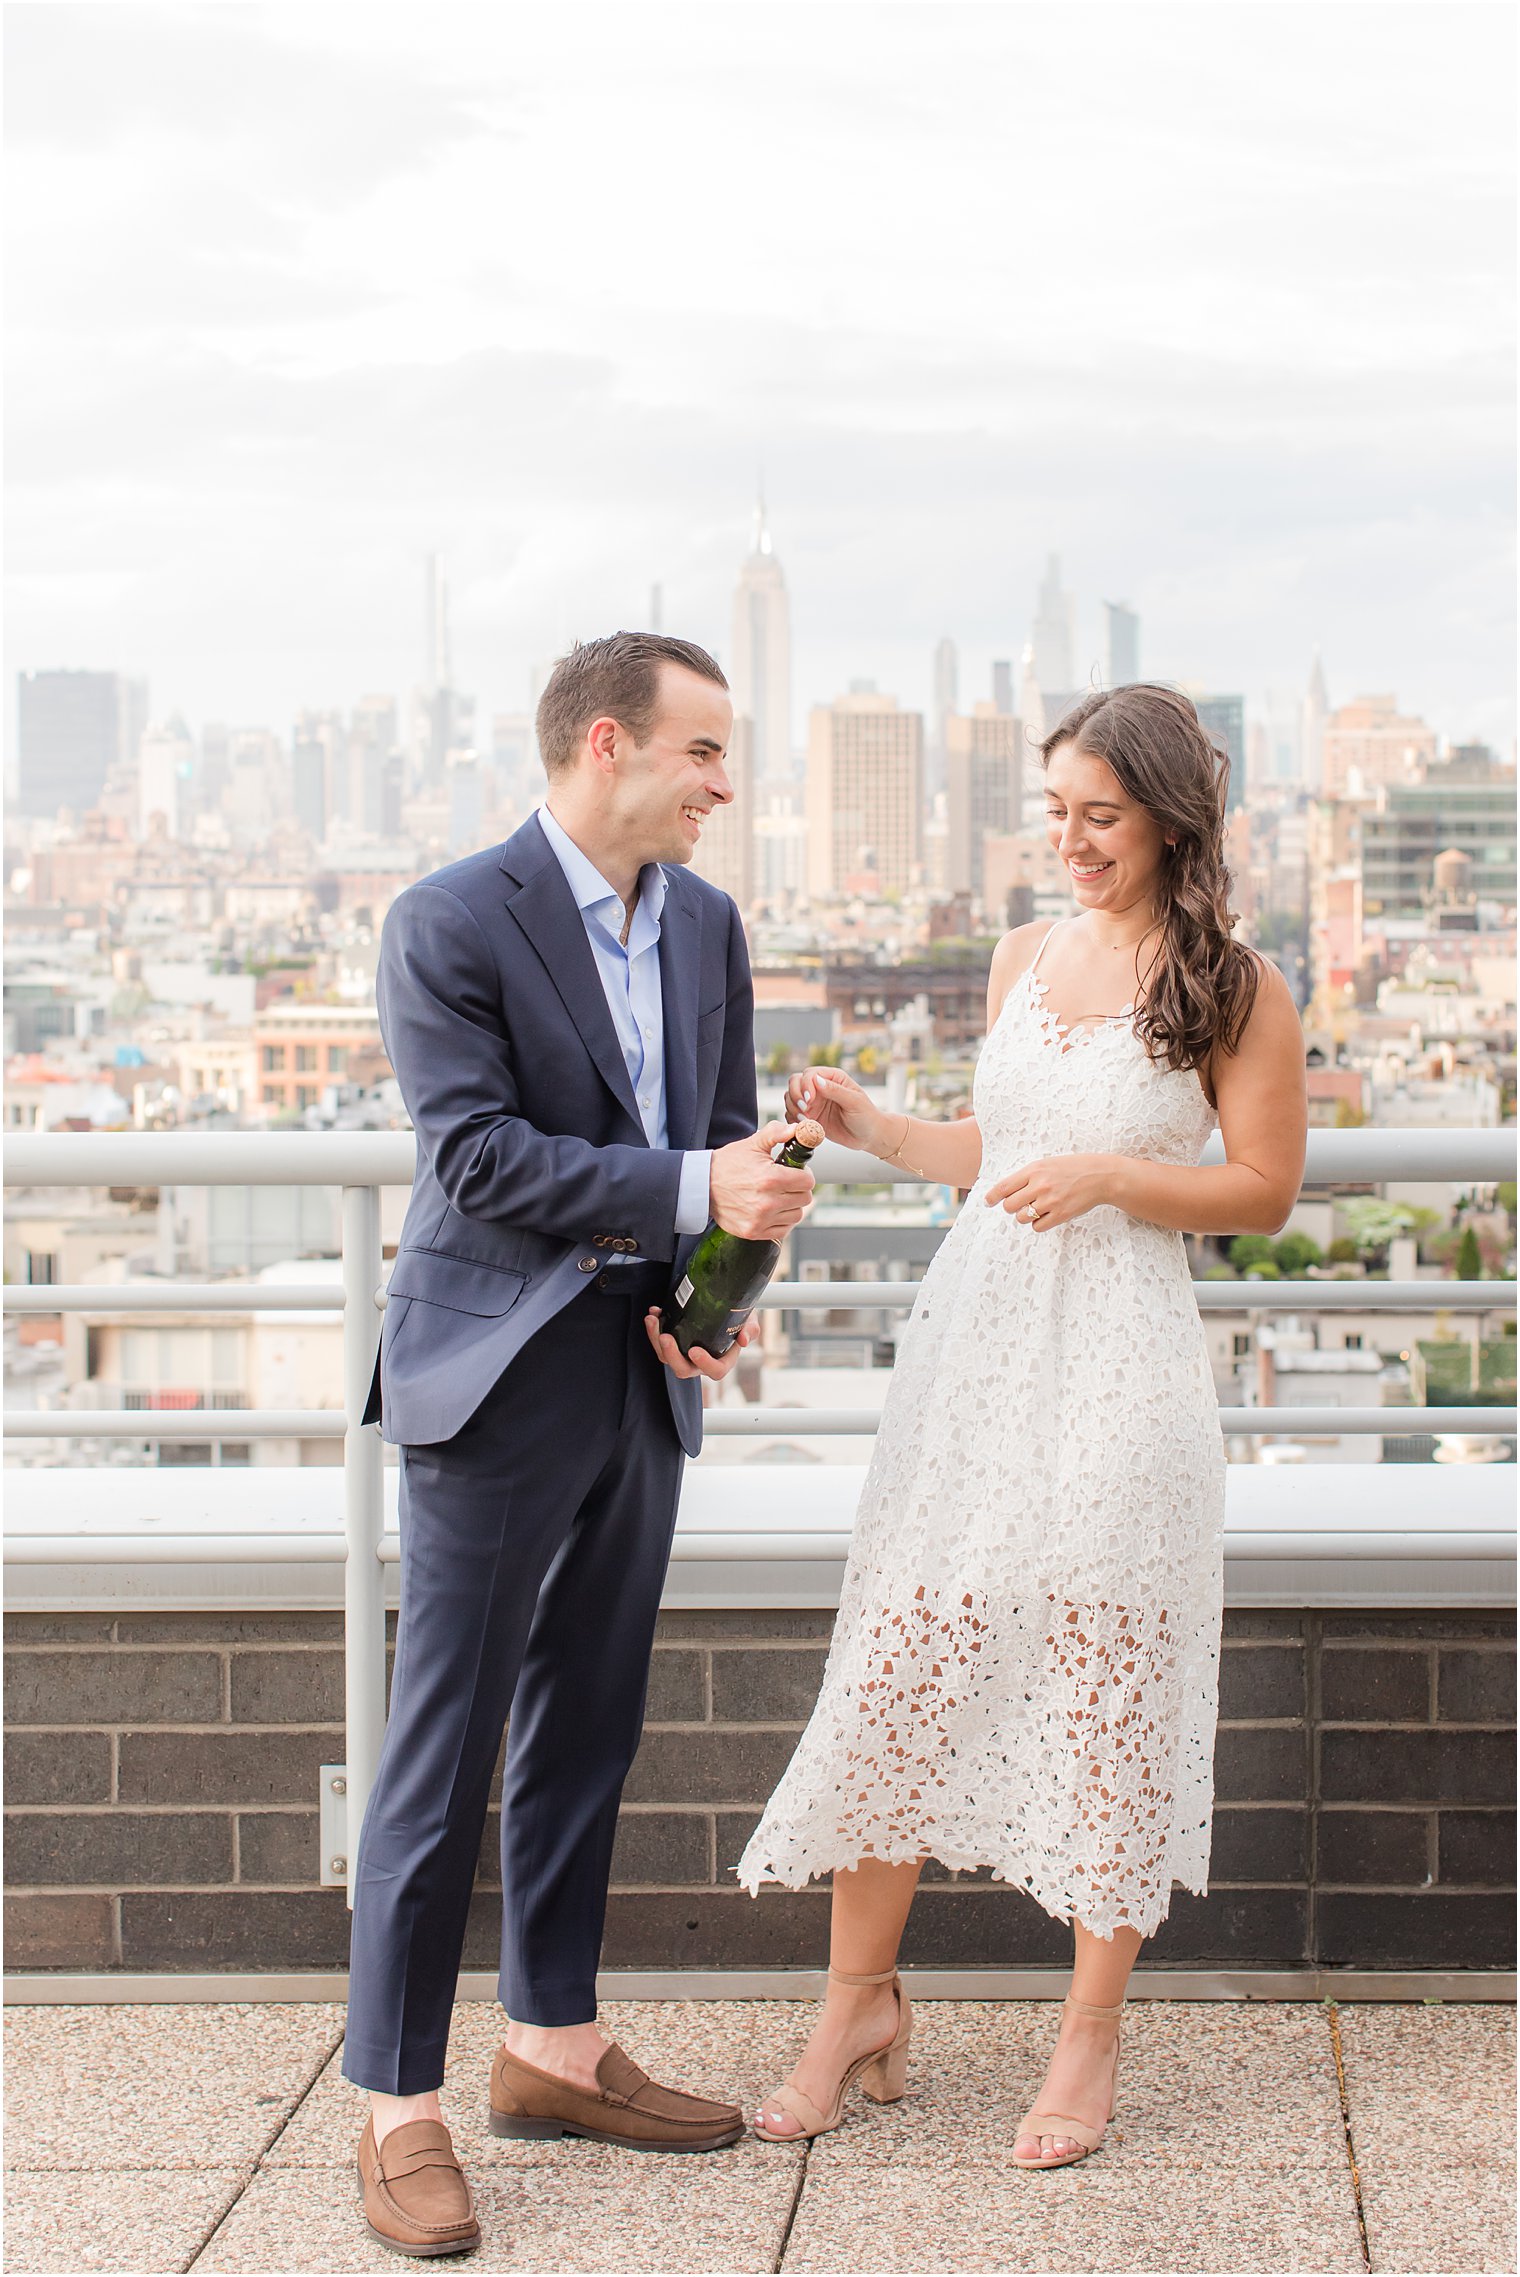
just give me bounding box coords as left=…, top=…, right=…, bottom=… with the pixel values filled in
left=880, top=1113, right=915, bottom=1172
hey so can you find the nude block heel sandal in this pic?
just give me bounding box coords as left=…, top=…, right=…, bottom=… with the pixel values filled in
left=752, top=1965, right=913, bottom=2142
left=1010, top=1994, right=1125, bottom=2171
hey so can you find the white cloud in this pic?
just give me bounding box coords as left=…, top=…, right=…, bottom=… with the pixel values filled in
left=5, top=0, right=1515, bottom=745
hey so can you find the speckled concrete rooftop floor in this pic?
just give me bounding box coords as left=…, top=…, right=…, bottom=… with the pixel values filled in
left=2, top=1998, right=1513, bottom=2274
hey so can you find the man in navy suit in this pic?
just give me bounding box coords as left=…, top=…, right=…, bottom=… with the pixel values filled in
left=346, top=633, right=813, bottom=2257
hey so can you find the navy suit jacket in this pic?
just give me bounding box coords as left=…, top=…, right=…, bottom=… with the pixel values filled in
left=363, top=811, right=759, bottom=1456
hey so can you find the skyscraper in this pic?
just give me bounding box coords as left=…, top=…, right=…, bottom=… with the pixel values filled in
left=928, top=635, right=959, bottom=801
left=1031, top=554, right=1078, bottom=692
left=425, top=552, right=451, bottom=692
left=225, top=730, right=281, bottom=842
left=1196, top=694, right=1247, bottom=813
left=933, top=637, right=959, bottom=741
left=290, top=719, right=329, bottom=842
left=805, top=690, right=923, bottom=899
left=946, top=705, right=1025, bottom=899
left=1100, top=601, right=1140, bottom=688
left=1259, top=688, right=1304, bottom=788
left=351, top=697, right=400, bottom=836
left=16, top=669, right=147, bottom=817
left=730, top=497, right=792, bottom=786
left=991, top=658, right=1014, bottom=715
left=1019, top=649, right=1087, bottom=746
left=1301, top=653, right=1329, bottom=793
left=446, top=749, right=484, bottom=857
left=137, top=717, right=194, bottom=839
left=292, top=708, right=343, bottom=834
left=489, top=711, right=536, bottom=815
left=1018, top=647, right=1044, bottom=742
left=197, top=722, right=231, bottom=820
left=689, top=715, right=755, bottom=910
left=419, top=554, right=472, bottom=788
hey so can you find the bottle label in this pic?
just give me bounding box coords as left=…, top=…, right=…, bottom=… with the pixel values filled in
left=675, top=1275, right=695, bottom=1308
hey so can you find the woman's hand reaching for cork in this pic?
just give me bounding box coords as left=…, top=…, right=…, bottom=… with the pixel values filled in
left=783, top=1067, right=882, bottom=1152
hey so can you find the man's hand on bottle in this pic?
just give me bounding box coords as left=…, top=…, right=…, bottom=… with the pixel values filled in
left=708, top=1120, right=816, bottom=1241
left=643, top=1312, right=756, bottom=1382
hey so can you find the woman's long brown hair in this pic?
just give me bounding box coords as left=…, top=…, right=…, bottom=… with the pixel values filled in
left=1039, top=684, right=1261, bottom=1074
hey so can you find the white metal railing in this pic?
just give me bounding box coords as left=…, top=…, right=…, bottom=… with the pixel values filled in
left=4, top=1125, right=1516, bottom=1901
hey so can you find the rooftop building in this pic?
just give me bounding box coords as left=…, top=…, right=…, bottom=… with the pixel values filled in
left=1323, top=693, right=1439, bottom=799
left=1361, top=775, right=1517, bottom=916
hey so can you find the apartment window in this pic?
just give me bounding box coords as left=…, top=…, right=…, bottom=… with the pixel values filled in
left=158, top=1441, right=250, bottom=1470
left=261, top=1045, right=285, bottom=1072
left=327, top=1045, right=348, bottom=1074
left=262, top=1084, right=279, bottom=1105
left=1344, top=1333, right=1364, bottom=1350
left=119, top=1327, right=244, bottom=1395
left=295, top=1045, right=318, bottom=1072
left=1231, top=1332, right=1251, bottom=1358
left=24, top=1251, right=59, bottom=1285
left=296, top=1085, right=317, bottom=1109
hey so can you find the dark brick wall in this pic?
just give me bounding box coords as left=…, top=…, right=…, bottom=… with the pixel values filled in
left=4, top=1607, right=1514, bottom=1975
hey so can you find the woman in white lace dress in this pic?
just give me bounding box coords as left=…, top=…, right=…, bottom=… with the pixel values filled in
left=740, top=686, right=1306, bottom=2166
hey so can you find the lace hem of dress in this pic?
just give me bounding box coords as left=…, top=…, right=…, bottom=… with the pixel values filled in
left=734, top=1826, right=1211, bottom=1942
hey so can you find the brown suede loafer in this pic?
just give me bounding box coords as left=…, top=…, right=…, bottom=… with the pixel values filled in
left=489, top=2041, right=743, bottom=2152
left=356, top=2116, right=481, bottom=2258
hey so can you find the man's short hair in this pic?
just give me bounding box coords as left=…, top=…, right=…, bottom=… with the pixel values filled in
left=535, top=632, right=728, bottom=778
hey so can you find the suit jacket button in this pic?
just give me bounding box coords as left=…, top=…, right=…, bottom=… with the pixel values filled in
left=577, top=1257, right=598, bottom=1274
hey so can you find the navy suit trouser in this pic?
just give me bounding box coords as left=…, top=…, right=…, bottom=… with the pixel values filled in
left=342, top=1269, right=685, bottom=2094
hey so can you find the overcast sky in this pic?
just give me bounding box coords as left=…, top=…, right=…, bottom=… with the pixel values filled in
left=6, top=0, right=1515, bottom=752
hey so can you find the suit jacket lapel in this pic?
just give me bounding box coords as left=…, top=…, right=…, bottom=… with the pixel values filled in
left=499, top=818, right=645, bottom=1134
left=658, top=871, right=702, bottom=1152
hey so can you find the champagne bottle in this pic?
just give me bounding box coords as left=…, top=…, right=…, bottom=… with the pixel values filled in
left=662, top=1119, right=824, bottom=1359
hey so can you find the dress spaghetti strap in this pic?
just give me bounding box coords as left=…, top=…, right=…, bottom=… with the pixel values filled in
left=1027, top=921, right=1065, bottom=977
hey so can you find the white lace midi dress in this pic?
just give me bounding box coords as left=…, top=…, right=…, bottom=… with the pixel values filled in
left=737, top=924, right=1226, bottom=1938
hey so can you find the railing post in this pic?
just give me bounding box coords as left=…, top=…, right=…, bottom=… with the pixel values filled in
left=341, top=1183, right=387, bottom=1911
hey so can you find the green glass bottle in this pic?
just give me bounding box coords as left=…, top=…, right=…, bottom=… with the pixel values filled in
left=662, top=1119, right=824, bottom=1359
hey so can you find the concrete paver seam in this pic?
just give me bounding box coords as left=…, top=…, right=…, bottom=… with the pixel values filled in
left=183, top=2021, right=347, bottom=2272
left=773, top=2139, right=812, bottom=2275
left=1326, top=2002, right=1372, bottom=2273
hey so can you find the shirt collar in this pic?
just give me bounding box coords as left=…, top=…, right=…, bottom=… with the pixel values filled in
left=537, top=803, right=667, bottom=931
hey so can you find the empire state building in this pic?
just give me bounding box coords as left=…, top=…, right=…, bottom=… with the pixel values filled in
left=730, top=497, right=792, bottom=786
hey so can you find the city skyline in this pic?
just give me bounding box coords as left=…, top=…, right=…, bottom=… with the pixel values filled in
left=10, top=580, right=1501, bottom=831
left=7, top=492, right=1509, bottom=777
left=9, top=524, right=1498, bottom=779
left=6, top=4, right=1513, bottom=754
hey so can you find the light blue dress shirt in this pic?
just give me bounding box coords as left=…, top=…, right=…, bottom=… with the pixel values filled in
left=537, top=805, right=712, bottom=1242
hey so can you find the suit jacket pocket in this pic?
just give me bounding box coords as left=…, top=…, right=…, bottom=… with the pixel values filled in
left=386, top=1250, right=529, bottom=1317
left=696, top=999, right=726, bottom=1064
